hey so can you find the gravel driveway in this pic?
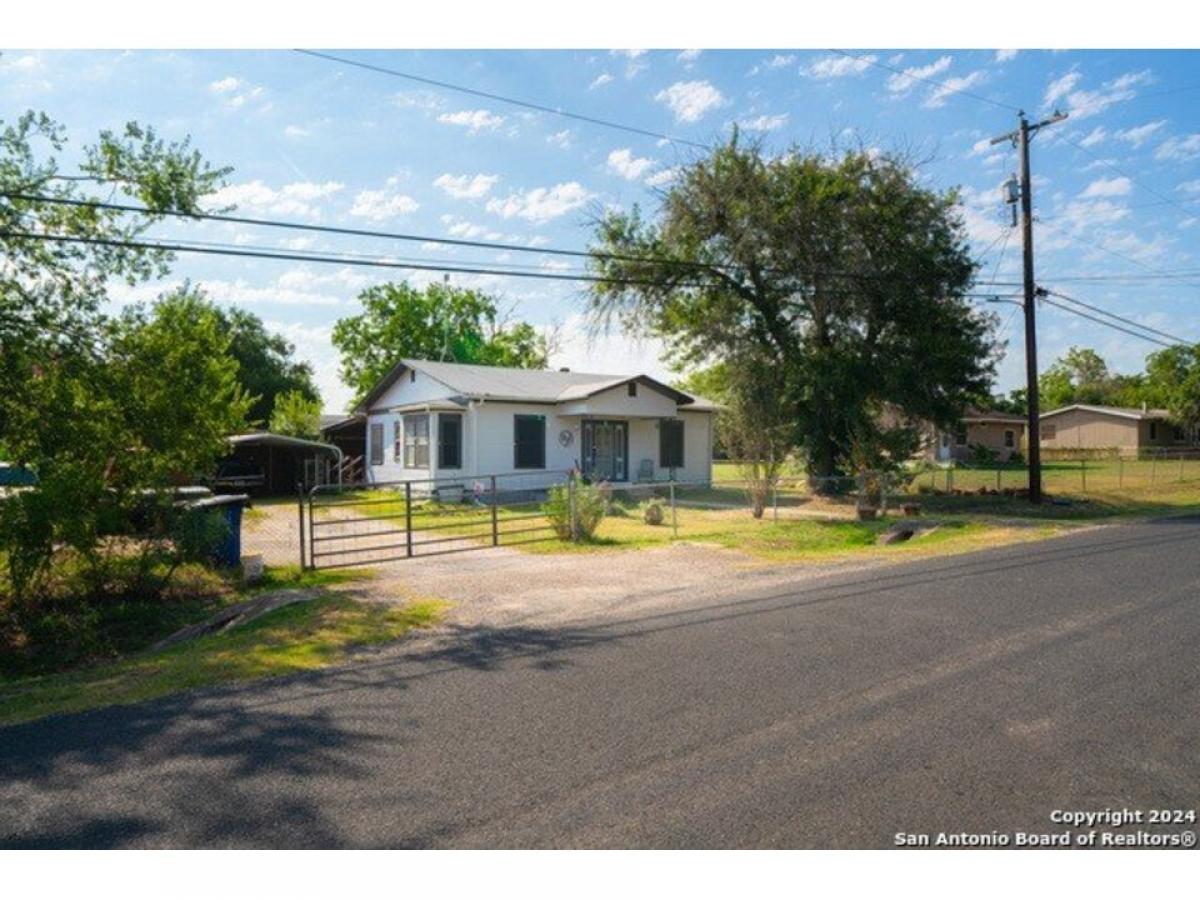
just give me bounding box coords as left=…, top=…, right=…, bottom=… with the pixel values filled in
left=243, top=500, right=895, bottom=633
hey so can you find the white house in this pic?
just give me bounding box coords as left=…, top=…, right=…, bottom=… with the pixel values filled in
left=355, top=359, right=717, bottom=487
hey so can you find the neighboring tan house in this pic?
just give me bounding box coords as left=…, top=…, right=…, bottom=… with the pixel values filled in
left=927, top=409, right=1027, bottom=462
left=355, top=359, right=717, bottom=486
left=1039, top=404, right=1198, bottom=456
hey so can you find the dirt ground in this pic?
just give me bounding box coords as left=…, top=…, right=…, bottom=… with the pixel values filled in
left=242, top=501, right=912, bottom=632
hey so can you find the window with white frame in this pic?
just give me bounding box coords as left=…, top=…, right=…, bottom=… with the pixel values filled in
left=404, top=414, right=430, bottom=468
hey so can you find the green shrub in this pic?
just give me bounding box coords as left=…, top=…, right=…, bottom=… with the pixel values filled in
left=642, top=500, right=665, bottom=525
left=542, top=478, right=608, bottom=541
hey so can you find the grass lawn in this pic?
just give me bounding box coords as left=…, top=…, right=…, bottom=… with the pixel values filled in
left=0, top=567, right=445, bottom=727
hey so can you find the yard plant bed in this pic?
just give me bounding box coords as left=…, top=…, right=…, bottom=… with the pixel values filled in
left=0, top=564, right=443, bottom=726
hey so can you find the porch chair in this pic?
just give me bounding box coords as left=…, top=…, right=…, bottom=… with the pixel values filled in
left=635, top=458, right=655, bottom=482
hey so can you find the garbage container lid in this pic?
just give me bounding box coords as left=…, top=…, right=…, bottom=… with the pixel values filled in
left=182, top=494, right=250, bottom=509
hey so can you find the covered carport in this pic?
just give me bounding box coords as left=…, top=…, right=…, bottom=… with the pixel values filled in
left=216, top=433, right=344, bottom=496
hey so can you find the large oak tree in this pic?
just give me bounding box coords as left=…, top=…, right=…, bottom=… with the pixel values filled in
left=587, top=137, right=997, bottom=477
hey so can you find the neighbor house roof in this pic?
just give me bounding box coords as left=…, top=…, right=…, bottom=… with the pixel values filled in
left=961, top=407, right=1027, bottom=425
left=227, top=432, right=342, bottom=458
left=358, top=359, right=716, bottom=413
left=1041, top=404, right=1171, bottom=422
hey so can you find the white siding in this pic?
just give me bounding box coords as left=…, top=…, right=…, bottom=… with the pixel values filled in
left=558, top=383, right=678, bottom=418
left=364, top=384, right=714, bottom=486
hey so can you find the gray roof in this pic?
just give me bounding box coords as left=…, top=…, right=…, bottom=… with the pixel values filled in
left=1041, top=404, right=1171, bottom=422
left=360, top=359, right=717, bottom=412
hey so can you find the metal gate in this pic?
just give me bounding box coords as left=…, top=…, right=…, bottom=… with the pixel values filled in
left=299, top=470, right=571, bottom=569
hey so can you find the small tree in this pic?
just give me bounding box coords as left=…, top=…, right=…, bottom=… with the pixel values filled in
left=719, top=356, right=793, bottom=518
left=270, top=389, right=323, bottom=439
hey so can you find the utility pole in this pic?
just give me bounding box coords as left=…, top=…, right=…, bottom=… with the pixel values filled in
left=991, top=109, right=1067, bottom=503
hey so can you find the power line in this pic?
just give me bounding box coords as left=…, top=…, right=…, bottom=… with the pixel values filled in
left=1035, top=216, right=1200, bottom=293
left=1, top=192, right=1022, bottom=289
left=294, top=49, right=710, bottom=151
left=828, top=49, right=1021, bottom=112
left=1041, top=287, right=1192, bottom=345
left=1, top=228, right=1018, bottom=302
left=0, top=229, right=707, bottom=289
left=1040, top=294, right=1182, bottom=349
left=0, top=191, right=723, bottom=274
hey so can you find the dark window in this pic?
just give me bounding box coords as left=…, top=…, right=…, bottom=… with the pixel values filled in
left=627, top=381, right=638, bottom=397
left=393, top=419, right=401, bottom=462
left=410, top=369, right=417, bottom=383
left=660, top=419, right=685, bottom=469
left=369, top=422, right=384, bottom=466
left=514, top=415, right=546, bottom=469
left=1150, top=422, right=1158, bottom=441
left=955, top=426, right=968, bottom=446
left=439, top=414, right=463, bottom=469
left=1174, top=425, right=1185, bottom=441
left=404, top=414, right=430, bottom=468
left=1004, top=429, right=1015, bottom=448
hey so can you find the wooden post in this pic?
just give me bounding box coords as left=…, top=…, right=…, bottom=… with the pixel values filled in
left=669, top=481, right=678, bottom=539
left=404, top=481, right=413, bottom=557
left=1081, top=458, right=1087, bottom=493
left=297, top=482, right=307, bottom=570
left=490, top=475, right=499, bottom=546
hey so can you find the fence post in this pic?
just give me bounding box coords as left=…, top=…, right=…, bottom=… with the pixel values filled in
left=404, top=481, right=413, bottom=557
left=568, top=474, right=579, bottom=542
left=489, top=475, right=499, bottom=546
left=297, top=482, right=307, bottom=570
left=1081, top=458, right=1087, bottom=493
left=669, top=480, right=678, bottom=539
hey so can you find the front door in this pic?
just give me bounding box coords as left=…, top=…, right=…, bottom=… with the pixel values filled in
left=582, top=419, right=628, bottom=482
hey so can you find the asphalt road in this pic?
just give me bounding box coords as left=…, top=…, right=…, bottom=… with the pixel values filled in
left=3, top=517, right=1198, bottom=848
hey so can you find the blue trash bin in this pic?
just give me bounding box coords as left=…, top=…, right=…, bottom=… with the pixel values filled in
left=183, top=494, right=249, bottom=568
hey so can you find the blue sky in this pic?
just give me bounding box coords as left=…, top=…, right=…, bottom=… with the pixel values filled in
left=3, top=47, right=1199, bottom=411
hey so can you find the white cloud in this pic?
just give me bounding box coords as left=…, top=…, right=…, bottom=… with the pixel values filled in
left=612, top=49, right=646, bottom=58
left=1051, top=70, right=1154, bottom=121
left=654, top=80, right=725, bottom=123
left=1079, top=126, right=1107, bottom=148
left=924, top=71, right=985, bottom=108
left=209, top=76, right=268, bottom=111
left=886, top=55, right=952, bottom=95
left=644, top=167, right=680, bottom=188
left=611, top=49, right=648, bottom=79
left=1081, top=176, right=1132, bottom=198
left=589, top=72, right=614, bottom=90
left=677, top=49, right=702, bottom=63
left=1177, top=179, right=1200, bottom=194
left=547, top=129, right=572, bottom=149
left=283, top=124, right=310, bottom=139
left=967, top=137, right=994, bottom=157
left=349, top=185, right=420, bottom=221
left=804, top=54, right=877, bottom=79
left=607, top=148, right=656, bottom=180
left=740, top=113, right=789, bottom=132
left=764, top=54, right=796, bottom=69
left=209, top=180, right=343, bottom=219
left=550, top=314, right=672, bottom=382
left=995, top=50, right=1018, bottom=63
left=1115, top=120, right=1167, bottom=148
left=440, top=215, right=505, bottom=241
left=433, top=173, right=499, bottom=200
left=486, top=182, right=595, bottom=223
left=1043, top=71, right=1081, bottom=107
left=437, top=109, right=505, bottom=132
left=1155, top=134, right=1200, bottom=162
